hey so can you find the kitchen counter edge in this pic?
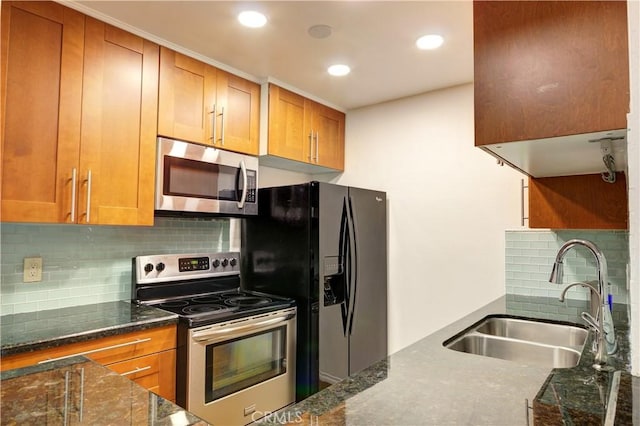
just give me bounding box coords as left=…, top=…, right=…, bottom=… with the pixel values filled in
left=0, top=301, right=178, bottom=357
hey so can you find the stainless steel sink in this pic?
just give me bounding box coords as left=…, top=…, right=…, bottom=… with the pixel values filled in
left=444, top=315, right=588, bottom=368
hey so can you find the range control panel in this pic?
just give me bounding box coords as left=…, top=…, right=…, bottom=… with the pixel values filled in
left=135, top=252, right=240, bottom=284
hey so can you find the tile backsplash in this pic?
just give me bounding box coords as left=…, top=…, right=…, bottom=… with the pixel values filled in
left=506, top=230, right=629, bottom=303
left=1, top=218, right=230, bottom=315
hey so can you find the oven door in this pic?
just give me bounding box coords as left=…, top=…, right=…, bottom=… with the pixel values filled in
left=186, top=308, right=296, bottom=425
left=155, top=137, right=258, bottom=216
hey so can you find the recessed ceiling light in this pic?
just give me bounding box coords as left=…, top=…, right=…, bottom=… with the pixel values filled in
left=327, top=64, right=351, bottom=77
left=238, top=11, right=267, bottom=28
left=416, top=34, right=444, bottom=50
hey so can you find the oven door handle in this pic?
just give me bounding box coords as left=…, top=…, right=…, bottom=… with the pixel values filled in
left=192, top=312, right=295, bottom=343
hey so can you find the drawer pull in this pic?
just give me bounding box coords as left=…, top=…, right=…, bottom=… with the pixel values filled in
left=120, top=365, right=152, bottom=376
left=38, top=338, right=152, bottom=364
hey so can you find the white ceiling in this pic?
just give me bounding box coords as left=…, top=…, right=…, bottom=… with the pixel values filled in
left=71, top=1, right=474, bottom=111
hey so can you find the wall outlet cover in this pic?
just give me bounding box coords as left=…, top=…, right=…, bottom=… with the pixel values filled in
left=23, top=257, right=42, bottom=283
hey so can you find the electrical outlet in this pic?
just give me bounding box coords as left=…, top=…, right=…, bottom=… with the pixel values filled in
left=23, top=257, right=43, bottom=283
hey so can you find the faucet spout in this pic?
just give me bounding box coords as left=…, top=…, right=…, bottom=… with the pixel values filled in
left=559, top=281, right=600, bottom=303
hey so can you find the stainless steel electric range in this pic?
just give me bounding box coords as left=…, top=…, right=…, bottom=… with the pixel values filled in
left=132, top=252, right=296, bottom=426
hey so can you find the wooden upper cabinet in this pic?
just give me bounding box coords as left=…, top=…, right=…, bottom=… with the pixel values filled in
left=1, top=2, right=158, bottom=226
left=216, top=70, right=260, bottom=155
left=158, top=47, right=216, bottom=145
left=80, top=18, right=159, bottom=226
left=158, top=47, right=260, bottom=155
left=473, top=1, right=629, bottom=146
left=1, top=1, right=84, bottom=223
left=267, top=84, right=345, bottom=171
left=268, top=84, right=309, bottom=163
left=528, top=174, right=628, bottom=229
left=311, top=102, right=345, bottom=170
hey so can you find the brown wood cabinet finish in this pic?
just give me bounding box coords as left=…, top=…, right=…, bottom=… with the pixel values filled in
left=80, top=18, right=159, bottom=226
left=0, top=325, right=177, bottom=401
left=528, top=174, right=628, bottom=230
left=1, top=1, right=84, bottom=223
left=474, top=1, right=629, bottom=146
left=158, top=47, right=217, bottom=145
left=312, top=102, right=345, bottom=170
left=1, top=2, right=158, bottom=225
left=268, top=85, right=308, bottom=163
left=267, top=84, right=345, bottom=171
left=158, top=47, right=260, bottom=155
left=216, top=70, right=260, bottom=155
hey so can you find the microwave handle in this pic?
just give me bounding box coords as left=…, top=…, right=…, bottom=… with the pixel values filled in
left=238, top=160, right=248, bottom=209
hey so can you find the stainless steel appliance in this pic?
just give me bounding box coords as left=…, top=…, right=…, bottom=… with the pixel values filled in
left=132, top=252, right=296, bottom=426
left=241, top=182, right=387, bottom=401
left=155, top=137, right=258, bottom=216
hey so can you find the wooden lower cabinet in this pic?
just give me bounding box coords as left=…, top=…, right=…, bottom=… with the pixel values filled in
left=528, top=173, right=628, bottom=229
left=107, top=350, right=176, bottom=401
left=0, top=325, right=177, bottom=401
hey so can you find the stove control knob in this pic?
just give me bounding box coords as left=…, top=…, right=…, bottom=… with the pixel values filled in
left=221, top=258, right=229, bottom=267
left=212, top=259, right=221, bottom=268
left=229, top=258, right=238, bottom=267
left=144, top=263, right=154, bottom=274
left=156, top=262, right=165, bottom=272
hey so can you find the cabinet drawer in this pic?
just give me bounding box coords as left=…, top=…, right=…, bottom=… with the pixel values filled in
left=106, top=349, right=176, bottom=401
left=1, top=325, right=177, bottom=371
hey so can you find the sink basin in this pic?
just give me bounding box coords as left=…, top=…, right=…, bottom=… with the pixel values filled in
left=474, top=316, right=588, bottom=347
left=444, top=315, right=588, bottom=368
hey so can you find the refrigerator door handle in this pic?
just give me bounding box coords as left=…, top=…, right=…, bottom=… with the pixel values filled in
left=346, top=195, right=358, bottom=336
left=338, top=198, right=350, bottom=336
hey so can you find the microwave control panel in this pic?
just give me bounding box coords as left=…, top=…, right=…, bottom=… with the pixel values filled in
left=246, top=170, right=257, bottom=203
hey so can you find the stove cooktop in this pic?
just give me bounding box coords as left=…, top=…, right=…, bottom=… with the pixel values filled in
left=132, top=251, right=295, bottom=328
left=147, top=288, right=295, bottom=327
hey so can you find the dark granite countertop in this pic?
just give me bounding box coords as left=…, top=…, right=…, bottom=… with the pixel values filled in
left=1, top=301, right=178, bottom=357
left=271, top=295, right=634, bottom=425
left=0, top=356, right=207, bottom=425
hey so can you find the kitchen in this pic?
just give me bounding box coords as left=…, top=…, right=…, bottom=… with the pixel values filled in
left=1, top=1, right=639, bottom=425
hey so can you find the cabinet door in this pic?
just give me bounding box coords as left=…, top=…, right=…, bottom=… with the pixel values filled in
left=268, top=84, right=310, bottom=163
left=528, top=174, right=628, bottom=230
left=158, top=47, right=217, bottom=145
left=1, top=1, right=84, bottom=223
left=312, top=103, right=345, bottom=170
left=216, top=71, right=260, bottom=155
left=474, top=1, right=629, bottom=146
left=106, top=349, right=177, bottom=401
left=80, top=19, right=158, bottom=226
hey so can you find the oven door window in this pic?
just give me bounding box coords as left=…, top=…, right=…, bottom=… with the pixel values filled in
left=205, top=326, right=287, bottom=403
left=163, top=156, right=241, bottom=201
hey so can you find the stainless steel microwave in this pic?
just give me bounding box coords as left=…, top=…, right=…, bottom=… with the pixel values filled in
left=155, top=137, right=258, bottom=216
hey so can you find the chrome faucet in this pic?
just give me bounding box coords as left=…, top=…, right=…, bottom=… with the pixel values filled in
left=549, top=239, right=617, bottom=369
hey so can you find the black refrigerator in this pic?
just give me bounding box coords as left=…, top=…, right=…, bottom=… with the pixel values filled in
left=240, top=181, right=388, bottom=401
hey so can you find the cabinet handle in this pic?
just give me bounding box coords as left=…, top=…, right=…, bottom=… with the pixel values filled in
left=210, top=104, right=217, bottom=144
left=308, top=131, right=314, bottom=161
left=120, top=365, right=152, bottom=376
left=84, top=170, right=92, bottom=223
left=63, top=370, right=70, bottom=426
left=219, top=106, right=225, bottom=146
left=70, top=168, right=77, bottom=222
left=37, top=338, right=152, bottom=364
left=315, top=131, right=319, bottom=163
left=520, top=178, right=528, bottom=227
left=78, top=368, right=84, bottom=422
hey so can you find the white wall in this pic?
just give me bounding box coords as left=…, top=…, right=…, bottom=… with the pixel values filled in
left=317, top=83, right=523, bottom=353
left=259, top=165, right=312, bottom=188
left=626, top=0, right=640, bottom=376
